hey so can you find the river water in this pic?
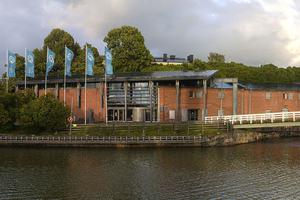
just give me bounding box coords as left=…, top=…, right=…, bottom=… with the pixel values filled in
left=1, top=138, right=300, bottom=199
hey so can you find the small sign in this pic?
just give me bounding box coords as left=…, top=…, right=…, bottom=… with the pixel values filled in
left=67, top=116, right=74, bottom=123
left=169, top=110, right=175, bottom=120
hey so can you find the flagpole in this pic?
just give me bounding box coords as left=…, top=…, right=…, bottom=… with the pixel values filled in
left=105, top=70, right=108, bottom=125
left=64, top=45, right=66, bottom=106
left=24, top=48, right=27, bottom=90
left=6, top=50, right=8, bottom=93
left=104, top=48, right=108, bottom=125
left=84, top=45, right=87, bottom=125
left=45, top=47, right=48, bottom=95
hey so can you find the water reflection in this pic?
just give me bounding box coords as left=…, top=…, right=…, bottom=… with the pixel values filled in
left=1, top=138, right=300, bottom=199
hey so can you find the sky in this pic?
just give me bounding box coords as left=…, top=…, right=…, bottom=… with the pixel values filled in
left=1, top=0, right=300, bottom=74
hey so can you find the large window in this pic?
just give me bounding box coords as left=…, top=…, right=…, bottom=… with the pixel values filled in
left=189, top=90, right=202, bottom=99
left=265, top=92, right=271, bottom=100
left=288, top=93, right=293, bottom=100
left=218, top=90, right=224, bottom=99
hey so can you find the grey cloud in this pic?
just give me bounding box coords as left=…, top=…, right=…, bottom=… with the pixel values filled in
left=1, top=0, right=299, bottom=75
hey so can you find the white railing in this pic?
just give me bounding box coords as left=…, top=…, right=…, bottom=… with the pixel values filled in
left=205, top=111, right=300, bottom=124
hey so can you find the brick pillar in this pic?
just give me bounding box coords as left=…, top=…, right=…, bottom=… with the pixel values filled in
left=77, top=82, right=81, bottom=108
left=55, top=83, right=59, bottom=99
left=149, top=81, right=153, bottom=122
left=175, top=80, right=181, bottom=121
left=124, top=81, right=128, bottom=122
left=202, top=79, right=207, bottom=120
left=34, top=84, right=39, bottom=97
left=157, top=82, right=160, bottom=122
left=233, top=82, right=238, bottom=115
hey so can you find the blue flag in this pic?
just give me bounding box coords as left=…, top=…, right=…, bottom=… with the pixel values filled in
left=105, top=47, right=113, bottom=75
left=65, top=46, right=74, bottom=77
left=7, top=50, right=16, bottom=78
left=26, top=49, right=35, bottom=78
left=86, top=47, right=94, bottom=76
left=46, top=48, right=55, bottom=75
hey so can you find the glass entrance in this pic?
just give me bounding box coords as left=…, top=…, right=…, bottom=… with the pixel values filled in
left=108, top=109, right=125, bottom=122
left=188, top=109, right=199, bottom=121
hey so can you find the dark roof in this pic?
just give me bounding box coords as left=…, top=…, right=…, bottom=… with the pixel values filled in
left=154, top=57, right=187, bottom=63
left=17, top=70, right=218, bottom=85
left=242, top=82, right=300, bottom=91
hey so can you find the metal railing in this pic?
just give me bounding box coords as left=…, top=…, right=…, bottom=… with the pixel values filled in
left=0, top=135, right=206, bottom=145
left=205, top=111, right=300, bottom=125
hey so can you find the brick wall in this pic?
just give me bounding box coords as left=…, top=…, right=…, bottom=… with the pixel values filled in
left=37, top=84, right=300, bottom=122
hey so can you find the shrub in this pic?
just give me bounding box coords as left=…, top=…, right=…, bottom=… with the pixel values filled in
left=0, top=104, right=10, bottom=130
left=20, top=94, right=70, bottom=132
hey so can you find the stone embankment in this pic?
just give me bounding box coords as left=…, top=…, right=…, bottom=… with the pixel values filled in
left=0, top=131, right=299, bottom=147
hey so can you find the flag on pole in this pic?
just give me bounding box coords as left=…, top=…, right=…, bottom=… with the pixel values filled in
left=105, top=47, right=113, bottom=75
left=65, top=46, right=74, bottom=77
left=7, top=51, right=16, bottom=78
left=86, top=47, right=94, bottom=76
left=46, top=48, right=55, bottom=75
left=25, top=49, right=35, bottom=78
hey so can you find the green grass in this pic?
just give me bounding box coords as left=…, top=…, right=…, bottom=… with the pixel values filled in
left=0, top=123, right=228, bottom=137
left=59, top=123, right=226, bottom=137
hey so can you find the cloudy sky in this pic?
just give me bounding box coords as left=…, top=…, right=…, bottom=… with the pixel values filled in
left=1, top=0, right=300, bottom=74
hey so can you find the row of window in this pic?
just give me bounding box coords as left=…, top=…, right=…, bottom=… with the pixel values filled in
left=189, top=91, right=203, bottom=98
left=189, top=90, right=225, bottom=99
left=265, top=92, right=299, bottom=100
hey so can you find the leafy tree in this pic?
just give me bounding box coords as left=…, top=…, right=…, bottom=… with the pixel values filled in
left=72, top=44, right=104, bottom=75
left=208, top=52, right=225, bottom=63
left=0, top=104, right=10, bottom=129
left=20, top=94, right=70, bottom=132
left=0, top=93, right=18, bottom=129
left=104, top=25, right=153, bottom=72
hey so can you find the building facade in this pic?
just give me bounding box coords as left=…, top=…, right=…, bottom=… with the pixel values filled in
left=16, top=70, right=300, bottom=123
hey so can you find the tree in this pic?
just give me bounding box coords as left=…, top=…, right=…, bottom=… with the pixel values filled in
left=33, top=28, right=81, bottom=77
left=104, top=25, right=153, bottom=72
left=20, top=95, right=70, bottom=132
left=0, top=104, right=10, bottom=129
left=72, top=44, right=104, bottom=75
left=208, top=52, right=225, bottom=63
left=0, top=93, right=18, bottom=129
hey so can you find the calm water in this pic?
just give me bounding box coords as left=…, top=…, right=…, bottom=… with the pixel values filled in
left=1, top=139, right=300, bottom=199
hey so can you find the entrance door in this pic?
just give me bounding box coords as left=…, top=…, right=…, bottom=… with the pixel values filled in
left=109, top=109, right=125, bottom=122
left=188, top=109, right=198, bottom=121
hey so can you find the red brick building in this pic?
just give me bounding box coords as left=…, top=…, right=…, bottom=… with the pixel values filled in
left=17, top=70, right=300, bottom=123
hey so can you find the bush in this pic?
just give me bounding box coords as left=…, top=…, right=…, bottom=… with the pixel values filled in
left=20, top=94, right=70, bottom=132
left=0, top=104, right=10, bottom=130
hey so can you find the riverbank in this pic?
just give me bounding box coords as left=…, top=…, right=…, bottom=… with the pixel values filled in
left=0, top=130, right=299, bottom=147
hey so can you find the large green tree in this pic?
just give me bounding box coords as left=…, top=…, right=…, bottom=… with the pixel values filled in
left=35, top=28, right=81, bottom=77
left=104, top=25, right=153, bottom=72
left=15, top=28, right=104, bottom=79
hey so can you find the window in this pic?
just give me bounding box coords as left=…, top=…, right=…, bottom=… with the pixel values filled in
left=196, top=91, right=203, bottom=98
left=283, top=93, right=288, bottom=100
left=189, top=91, right=194, bottom=98
left=282, top=108, right=289, bottom=112
left=218, top=109, right=224, bottom=116
left=265, top=92, right=271, bottom=100
left=288, top=93, right=293, bottom=100
left=169, top=110, right=176, bottom=120
left=265, top=110, right=272, bottom=113
left=218, top=90, right=224, bottom=99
